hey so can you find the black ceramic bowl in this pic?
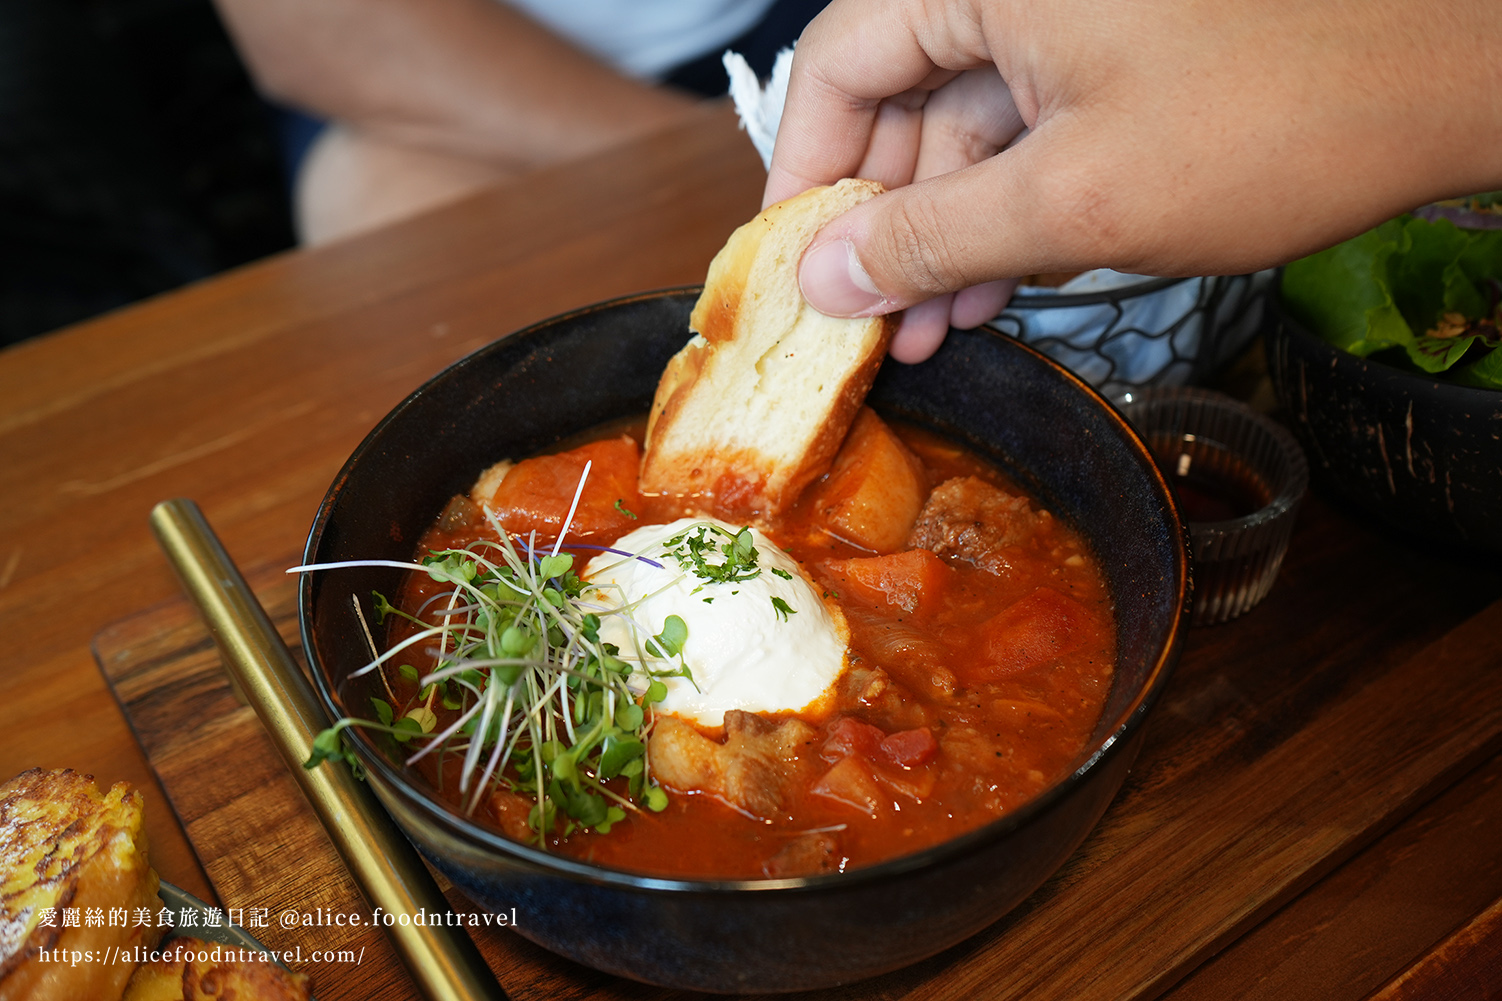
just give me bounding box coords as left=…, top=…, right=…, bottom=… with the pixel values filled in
left=299, top=288, right=1190, bottom=993
left=1265, top=296, right=1502, bottom=554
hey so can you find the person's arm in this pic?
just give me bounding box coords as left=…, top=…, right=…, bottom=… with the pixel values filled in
left=214, top=0, right=697, bottom=172
left=767, top=0, right=1502, bottom=361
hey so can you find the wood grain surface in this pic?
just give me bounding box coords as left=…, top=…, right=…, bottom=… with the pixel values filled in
left=94, top=488, right=1502, bottom=1000
left=0, top=101, right=763, bottom=904
left=1363, top=894, right=1502, bottom=1001
left=6, top=94, right=1501, bottom=1001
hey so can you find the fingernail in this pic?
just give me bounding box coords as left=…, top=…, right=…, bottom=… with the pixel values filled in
left=799, top=238, right=886, bottom=317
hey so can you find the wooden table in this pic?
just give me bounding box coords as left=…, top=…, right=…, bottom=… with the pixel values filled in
left=3, top=102, right=1499, bottom=1000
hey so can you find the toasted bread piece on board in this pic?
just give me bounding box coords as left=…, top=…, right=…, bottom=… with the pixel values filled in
left=123, top=937, right=312, bottom=1001
left=0, top=768, right=163, bottom=1001
left=641, top=178, right=896, bottom=517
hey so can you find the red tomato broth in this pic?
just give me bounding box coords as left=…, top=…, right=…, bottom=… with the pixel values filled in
left=383, top=418, right=1115, bottom=879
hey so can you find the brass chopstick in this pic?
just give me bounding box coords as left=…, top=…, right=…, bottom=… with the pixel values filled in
left=150, top=498, right=507, bottom=1001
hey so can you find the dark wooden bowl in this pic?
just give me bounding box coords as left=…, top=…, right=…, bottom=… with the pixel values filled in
left=299, top=288, right=1190, bottom=992
left=1266, top=297, right=1502, bottom=555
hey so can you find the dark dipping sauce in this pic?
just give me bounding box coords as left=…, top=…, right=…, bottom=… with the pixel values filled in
left=1148, top=432, right=1275, bottom=523
left=386, top=413, right=1116, bottom=880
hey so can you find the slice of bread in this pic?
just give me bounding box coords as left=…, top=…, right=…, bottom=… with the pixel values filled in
left=122, top=937, right=312, bottom=1001
left=0, top=768, right=164, bottom=1001
left=641, top=178, right=895, bottom=517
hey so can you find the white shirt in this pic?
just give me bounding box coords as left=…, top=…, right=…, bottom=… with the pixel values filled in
left=504, top=0, right=779, bottom=79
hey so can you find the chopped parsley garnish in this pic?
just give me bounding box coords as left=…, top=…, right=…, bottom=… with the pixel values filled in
left=662, top=522, right=762, bottom=584
left=771, top=597, right=796, bottom=621
left=614, top=498, right=637, bottom=519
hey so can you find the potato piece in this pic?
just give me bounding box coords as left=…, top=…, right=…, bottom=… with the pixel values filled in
left=468, top=460, right=513, bottom=508
left=811, top=758, right=884, bottom=817
left=0, top=768, right=163, bottom=1001
left=486, top=789, right=537, bottom=845
left=874, top=763, right=937, bottom=802
left=807, top=408, right=928, bottom=553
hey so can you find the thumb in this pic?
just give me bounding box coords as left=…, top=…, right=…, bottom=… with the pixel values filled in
left=798, top=149, right=1065, bottom=318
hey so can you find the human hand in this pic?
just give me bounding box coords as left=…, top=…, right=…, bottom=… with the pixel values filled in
left=766, top=0, right=1502, bottom=361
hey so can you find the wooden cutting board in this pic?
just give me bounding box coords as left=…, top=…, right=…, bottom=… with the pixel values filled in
left=94, top=495, right=1502, bottom=1001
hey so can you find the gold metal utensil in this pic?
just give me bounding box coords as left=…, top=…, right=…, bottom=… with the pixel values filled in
left=150, top=498, right=508, bottom=1001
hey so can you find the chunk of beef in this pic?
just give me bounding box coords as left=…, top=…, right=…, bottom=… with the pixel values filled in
left=721, top=710, right=820, bottom=819
left=648, top=711, right=818, bottom=820
left=648, top=715, right=722, bottom=792
left=907, top=476, right=1049, bottom=575
left=761, top=831, right=842, bottom=878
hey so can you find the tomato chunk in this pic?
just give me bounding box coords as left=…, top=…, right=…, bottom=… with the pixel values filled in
left=977, top=586, right=1097, bottom=678
left=823, top=548, right=955, bottom=617
left=483, top=435, right=644, bottom=540
left=824, top=718, right=937, bottom=775
left=823, top=717, right=886, bottom=761
left=880, top=727, right=938, bottom=769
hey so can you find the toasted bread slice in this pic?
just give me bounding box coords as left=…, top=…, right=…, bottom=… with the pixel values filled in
left=123, top=937, right=312, bottom=1001
left=0, top=768, right=163, bottom=1001
left=641, top=178, right=896, bottom=516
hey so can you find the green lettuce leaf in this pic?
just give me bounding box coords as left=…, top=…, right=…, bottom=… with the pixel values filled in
left=1407, top=331, right=1483, bottom=374
left=1282, top=215, right=1502, bottom=383
left=1282, top=220, right=1407, bottom=355
left=1452, top=339, right=1502, bottom=389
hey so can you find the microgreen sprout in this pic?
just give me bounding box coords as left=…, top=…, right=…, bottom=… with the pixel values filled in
left=291, top=466, right=686, bottom=847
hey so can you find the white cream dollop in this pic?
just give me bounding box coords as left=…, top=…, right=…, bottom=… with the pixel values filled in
left=583, top=517, right=849, bottom=727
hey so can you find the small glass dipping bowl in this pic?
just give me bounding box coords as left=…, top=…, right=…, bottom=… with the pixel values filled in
left=1116, top=387, right=1309, bottom=625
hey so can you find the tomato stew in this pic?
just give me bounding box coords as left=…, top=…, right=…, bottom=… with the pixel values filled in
left=387, top=413, right=1114, bottom=879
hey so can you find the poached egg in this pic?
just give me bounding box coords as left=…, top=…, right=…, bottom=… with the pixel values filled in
left=583, top=517, right=849, bottom=727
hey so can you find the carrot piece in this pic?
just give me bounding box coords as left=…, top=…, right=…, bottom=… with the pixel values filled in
left=483, top=435, right=644, bottom=539
left=977, top=587, right=1096, bottom=678
left=824, top=548, right=955, bottom=616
